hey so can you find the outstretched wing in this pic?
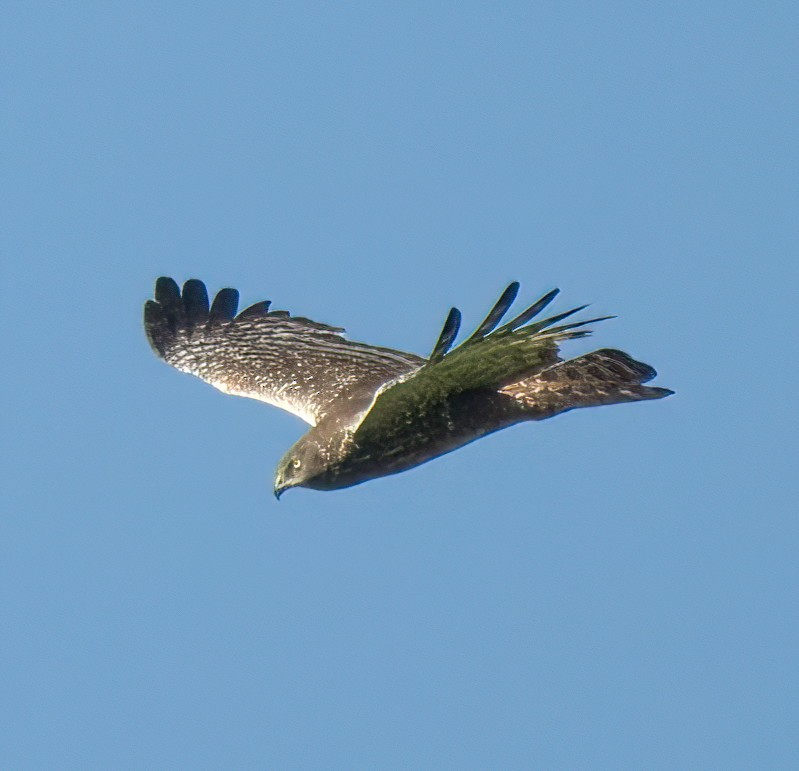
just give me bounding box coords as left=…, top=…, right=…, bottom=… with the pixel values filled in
left=144, top=277, right=424, bottom=425
left=354, top=282, right=613, bottom=439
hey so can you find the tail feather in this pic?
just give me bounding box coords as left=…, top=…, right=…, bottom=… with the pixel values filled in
left=499, top=348, right=673, bottom=418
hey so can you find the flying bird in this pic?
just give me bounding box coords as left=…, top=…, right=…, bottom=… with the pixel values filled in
left=144, top=277, right=672, bottom=497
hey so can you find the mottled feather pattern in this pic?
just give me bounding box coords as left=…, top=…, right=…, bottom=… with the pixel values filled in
left=500, top=348, right=673, bottom=416
left=145, top=278, right=423, bottom=425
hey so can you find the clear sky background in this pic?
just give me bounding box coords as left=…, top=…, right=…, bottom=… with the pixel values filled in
left=2, top=3, right=797, bottom=768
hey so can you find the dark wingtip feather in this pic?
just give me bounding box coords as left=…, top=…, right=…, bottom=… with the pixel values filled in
left=429, top=307, right=462, bottom=363
left=544, top=315, right=616, bottom=336
left=237, top=300, right=272, bottom=319
left=143, top=299, right=170, bottom=356
left=210, top=288, right=239, bottom=321
left=155, top=276, right=180, bottom=304
left=465, top=282, right=520, bottom=343
left=497, top=288, right=560, bottom=334
left=523, top=304, right=590, bottom=335
left=153, top=276, right=185, bottom=328
left=182, top=279, right=210, bottom=324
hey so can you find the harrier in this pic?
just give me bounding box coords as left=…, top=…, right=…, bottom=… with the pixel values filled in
left=144, top=277, right=672, bottom=497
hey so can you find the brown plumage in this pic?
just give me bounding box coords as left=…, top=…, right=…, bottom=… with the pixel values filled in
left=144, top=277, right=672, bottom=496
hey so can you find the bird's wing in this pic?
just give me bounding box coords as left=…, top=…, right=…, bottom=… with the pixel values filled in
left=144, top=277, right=424, bottom=425
left=354, top=282, right=612, bottom=439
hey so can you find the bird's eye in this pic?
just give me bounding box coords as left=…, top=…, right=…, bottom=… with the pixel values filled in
left=291, top=458, right=302, bottom=469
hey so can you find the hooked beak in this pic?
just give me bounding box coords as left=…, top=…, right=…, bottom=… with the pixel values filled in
left=274, top=485, right=286, bottom=501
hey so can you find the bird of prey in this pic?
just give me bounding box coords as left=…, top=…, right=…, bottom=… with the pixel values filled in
left=144, top=277, right=672, bottom=497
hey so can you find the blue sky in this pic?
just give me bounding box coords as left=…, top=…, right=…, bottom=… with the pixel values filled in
left=2, top=3, right=797, bottom=768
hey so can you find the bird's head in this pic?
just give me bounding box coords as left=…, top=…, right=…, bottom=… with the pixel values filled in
left=273, top=437, right=329, bottom=499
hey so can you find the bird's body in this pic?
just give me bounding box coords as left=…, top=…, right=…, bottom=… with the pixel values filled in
left=144, top=277, right=672, bottom=496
